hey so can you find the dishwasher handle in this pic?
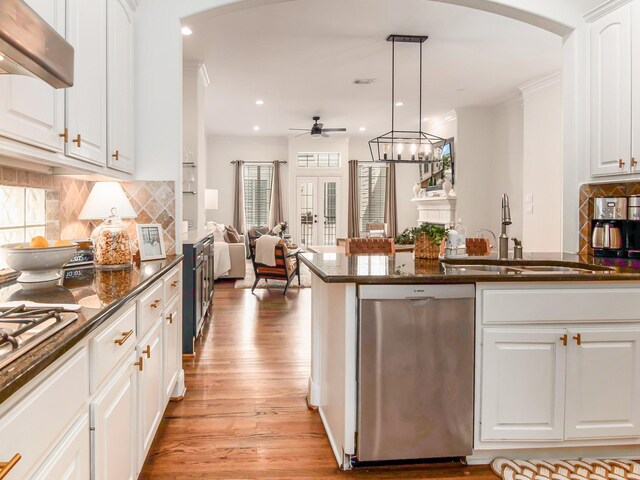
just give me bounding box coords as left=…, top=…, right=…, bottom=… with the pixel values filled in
left=359, top=284, right=475, bottom=300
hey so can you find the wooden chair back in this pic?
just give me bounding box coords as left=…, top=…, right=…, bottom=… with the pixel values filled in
left=345, top=237, right=395, bottom=256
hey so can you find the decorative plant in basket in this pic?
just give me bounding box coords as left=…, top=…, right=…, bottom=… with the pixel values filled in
left=395, top=223, right=448, bottom=259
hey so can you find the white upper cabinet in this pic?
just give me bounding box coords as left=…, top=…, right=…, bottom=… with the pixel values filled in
left=66, top=0, right=108, bottom=166
left=0, top=0, right=66, bottom=152
left=565, top=327, right=640, bottom=439
left=107, top=0, right=134, bottom=173
left=589, top=2, right=633, bottom=177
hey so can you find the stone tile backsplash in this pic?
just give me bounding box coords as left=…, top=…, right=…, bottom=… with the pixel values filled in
left=0, top=166, right=176, bottom=255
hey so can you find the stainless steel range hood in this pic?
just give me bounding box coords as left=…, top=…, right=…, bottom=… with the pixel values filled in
left=0, top=0, right=74, bottom=88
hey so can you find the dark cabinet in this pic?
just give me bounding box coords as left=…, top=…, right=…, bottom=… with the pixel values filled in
left=182, top=235, right=214, bottom=355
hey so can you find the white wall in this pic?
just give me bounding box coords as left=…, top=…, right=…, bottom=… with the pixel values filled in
left=206, top=135, right=288, bottom=227
left=521, top=75, right=563, bottom=252
left=454, top=104, right=523, bottom=240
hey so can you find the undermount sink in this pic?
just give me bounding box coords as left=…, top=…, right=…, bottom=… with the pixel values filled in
left=441, top=260, right=614, bottom=276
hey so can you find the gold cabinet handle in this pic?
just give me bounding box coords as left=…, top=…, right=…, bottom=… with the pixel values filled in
left=134, top=356, right=144, bottom=372
left=171, top=280, right=179, bottom=288
left=0, top=453, right=21, bottom=479
left=59, top=128, right=68, bottom=143
left=114, top=329, right=134, bottom=346
left=142, top=345, right=151, bottom=359
left=573, top=333, right=582, bottom=346
left=632, top=157, right=637, bottom=169
left=560, top=334, right=568, bottom=346
left=150, top=300, right=161, bottom=309
left=72, top=133, right=81, bottom=147
left=619, top=159, right=625, bottom=169
left=166, top=313, right=173, bottom=324
left=112, top=150, right=119, bottom=161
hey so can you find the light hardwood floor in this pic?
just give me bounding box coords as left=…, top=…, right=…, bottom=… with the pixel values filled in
left=141, top=284, right=496, bottom=479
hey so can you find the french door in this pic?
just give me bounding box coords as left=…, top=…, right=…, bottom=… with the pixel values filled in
left=296, top=176, right=341, bottom=247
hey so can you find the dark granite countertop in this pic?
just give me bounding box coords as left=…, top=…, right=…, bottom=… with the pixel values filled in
left=0, top=255, right=183, bottom=406
left=300, top=250, right=640, bottom=284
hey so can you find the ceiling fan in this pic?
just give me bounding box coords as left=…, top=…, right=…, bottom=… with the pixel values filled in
left=289, top=116, right=347, bottom=138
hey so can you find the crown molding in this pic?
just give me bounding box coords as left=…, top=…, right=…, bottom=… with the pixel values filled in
left=519, top=72, right=561, bottom=98
left=584, top=0, right=631, bottom=23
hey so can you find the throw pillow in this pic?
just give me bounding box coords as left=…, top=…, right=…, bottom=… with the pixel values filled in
left=224, top=226, right=241, bottom=243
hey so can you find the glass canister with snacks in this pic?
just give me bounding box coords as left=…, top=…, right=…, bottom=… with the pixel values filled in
left=94, top=208, right=133, bottom=270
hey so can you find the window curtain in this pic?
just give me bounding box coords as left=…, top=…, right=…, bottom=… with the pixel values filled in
left=348, top=160, right=360, bottom=238
left=384, top=162, right=398, bottom=238
left=233, top=160, right=246, bottom=234
left=268, top=161, right=284, bottom=228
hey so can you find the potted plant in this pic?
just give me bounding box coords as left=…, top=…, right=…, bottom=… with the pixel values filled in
left=395, top=223, right=447, bottom=259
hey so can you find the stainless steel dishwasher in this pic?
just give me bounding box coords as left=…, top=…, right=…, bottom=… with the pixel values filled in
left=357, top=284, right=475, bottom=463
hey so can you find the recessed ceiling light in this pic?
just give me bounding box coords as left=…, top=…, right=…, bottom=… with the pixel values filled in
left=253, top=126, right=260, bottom=131
left=0, top=54, right=4, bottom=62
left=255, top=99, right=264, bottom=105
left=181, top=26, right=193, bottom=36
left=395, top=102, right=404, bottom=107
left=359, top=127, right=366, bottom=132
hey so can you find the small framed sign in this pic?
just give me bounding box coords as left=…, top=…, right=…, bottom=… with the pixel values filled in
left=136, top=224, right=166, bottom=261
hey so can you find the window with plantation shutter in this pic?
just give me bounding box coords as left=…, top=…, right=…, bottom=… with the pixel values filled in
left=359, top=166, right=387, bottom=233
left=243, top=164, right=273, bottom=229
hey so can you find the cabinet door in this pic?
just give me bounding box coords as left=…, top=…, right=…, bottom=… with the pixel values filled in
left=163, top=297, right=181, bottom=402
left=137, top=319, right=164, bottom=470
left=481, top=328, right=567, bottom=441
left=589, top=3, right=632, bottom=177
left=106, top=0, right=134, bottom=173
left=31, top=414, right=90, bottom=480
left=565, top=328, right=640, bottom=439
left=66, top=0, right=107, bottom=165
left=0, top=0, right=65, bottom=152
left=91, top=355, right=137, bottom=480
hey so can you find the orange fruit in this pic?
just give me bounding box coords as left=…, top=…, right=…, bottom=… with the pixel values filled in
left=29, top=236, right=49, bottom=248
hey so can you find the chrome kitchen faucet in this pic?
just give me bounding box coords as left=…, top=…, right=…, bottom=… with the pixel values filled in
left=499, top=193, right=512, bottom=259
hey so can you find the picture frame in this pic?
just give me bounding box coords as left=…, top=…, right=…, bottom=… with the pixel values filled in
left=136, top=223, right=166, bottom=261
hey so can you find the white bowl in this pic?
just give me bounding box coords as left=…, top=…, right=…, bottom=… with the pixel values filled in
left=0, top=242, right=78, bottom=283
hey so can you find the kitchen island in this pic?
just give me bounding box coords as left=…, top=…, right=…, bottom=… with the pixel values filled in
left=300, top=250, right=640, bottom=469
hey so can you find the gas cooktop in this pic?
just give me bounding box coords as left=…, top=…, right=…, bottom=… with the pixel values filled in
left=0, top=305, right=78, bottom=370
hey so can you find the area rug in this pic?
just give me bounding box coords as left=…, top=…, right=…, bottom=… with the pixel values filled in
left=234, top=260, right=312, bottom=289
left=491, top=458, right=640, bottom=480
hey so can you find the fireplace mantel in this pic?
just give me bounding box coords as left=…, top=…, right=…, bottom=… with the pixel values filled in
left=411, top=194, right=457, bottom=225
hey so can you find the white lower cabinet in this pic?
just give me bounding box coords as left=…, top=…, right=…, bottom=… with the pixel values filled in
left=481, top=328, right=567, bottom=441
left=91, top=354, right=137, bottom=480
left=0, top=265, right=183, bottom=479
left=137, top=319, right=164, bottom=471
left=164, top=296, right=181, bottom=402
left=32, top=414, right=91, bottom=480
left=478, top=283, right=640, bottom=451
left=565, top=328, right=640, bottom=439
